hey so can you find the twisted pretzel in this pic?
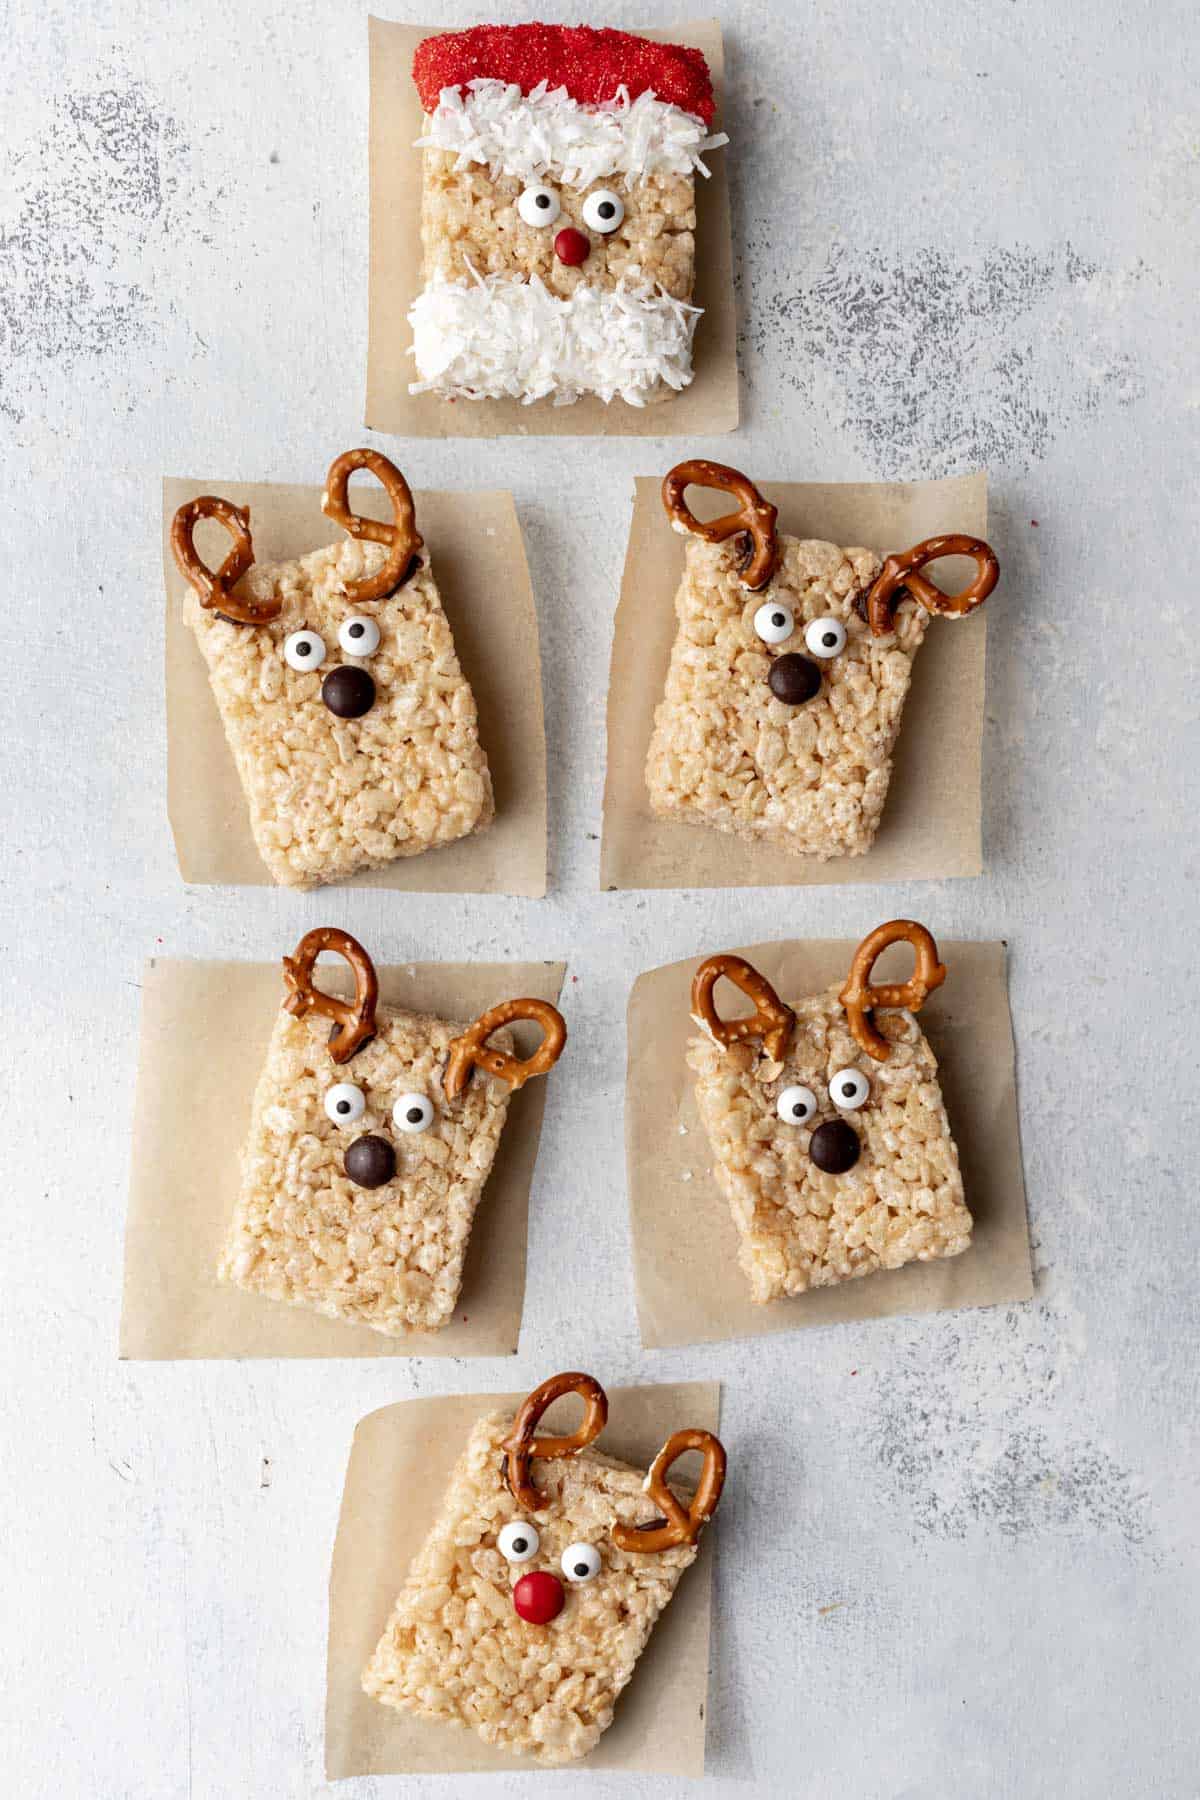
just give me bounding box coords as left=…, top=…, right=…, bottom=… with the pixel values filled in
left=443, top=998, right=567, bottom=1102
left=502, top=1372, right=609, bottom=1512
left=662, top=459, right=779, bottom=591
left=838, top=920, right=947, bottom=1063
left=611, top=1428, right=727, bottom=1555
left=170, top=495, right=279, bottom=625
left=280, top=927, right=379, bottom=1064
left=865, top=534, right=999, bottom=636
left=321, top=449, right=423, bottom=604
left=691, top=954, right=795, bottom=1063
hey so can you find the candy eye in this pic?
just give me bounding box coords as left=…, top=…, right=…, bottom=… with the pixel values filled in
left=830, top=1068, right=870, bottom=1111
left=753, top=601, right=795, bottom=645
left=804, top=616, right=848, bottom=660
left=776, top=1084, right=818, bottom=1126
left=560, top=1542, right=602, bottom=1583
left=324, top=1082, right=366, bottom=1125
left=392, top=1092, right=435, bottom=1134
left=338, top=615, right=381, bottom=657
left=517, top=184, right=561, bottom=227
left=284, top=629, right=326, bottom=672
left=581, top=189, right=624, bottom=233
left=498, top=1520, right=540, bottom=1563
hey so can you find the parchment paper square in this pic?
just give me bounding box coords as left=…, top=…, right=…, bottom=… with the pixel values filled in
left=163, top=476, right=546, bottom=894
left=120, top=957, right=566, bottom=1359
left=365, top=18, right=738, bottom=438
left=326, top=1380, right=720, bottom=1777
left=602, top=473, right=991, bottom=890
left=627, top=938, right=1032, bottom=1347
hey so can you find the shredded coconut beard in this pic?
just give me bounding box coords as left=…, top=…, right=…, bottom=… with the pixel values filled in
left=417, top=80, right=728, bottom=190
left=408, top=270, right=702, bottom=406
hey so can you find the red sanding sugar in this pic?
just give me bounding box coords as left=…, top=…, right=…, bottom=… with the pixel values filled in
left=412, top=24, right=715, bottom=125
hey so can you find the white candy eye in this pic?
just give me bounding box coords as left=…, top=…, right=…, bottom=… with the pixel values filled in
left=581, top=189, right=624, bottom=233
left=805, top=616, right=848, bottom=659
left=561, top=1542, right=602, bottom=1583
left=324, top=1082, right=366, bottom=1125
left=498, top=1520, right=540, bottom=1563
left=392, top=1092, right=434, bottom=1134
left=284, top=629, right=326, bottom=672
left=517, top=184, right=561, bottom=227
left=338, top=615, right=381, bottom=657
left=830, top=1068, right=870, bottom=1111
left=753, top=601, right=795, bottom=645
left=776, top=1084, right=818, bottom=1126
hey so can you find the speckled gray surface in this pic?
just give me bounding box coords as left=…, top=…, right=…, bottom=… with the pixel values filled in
left=2, top=2, right=1197, bottom=1795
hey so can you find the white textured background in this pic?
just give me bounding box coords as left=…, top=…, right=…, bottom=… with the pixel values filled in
left=2, top=1, right=1197, bottom=1795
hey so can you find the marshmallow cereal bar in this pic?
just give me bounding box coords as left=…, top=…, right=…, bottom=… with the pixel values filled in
left=688, top=923, right=972, bottom=1304
left=363, top=1372, right=725, bottom=1763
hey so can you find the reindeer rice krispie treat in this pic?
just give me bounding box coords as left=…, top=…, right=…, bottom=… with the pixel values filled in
left=646, top=461, right=1000, bottom=859
left=688, top=922, right=972, bottom=1305
left=171, top=449, right=493, bottom=888
left=363, top=1372, right=726, bottom=1764
left=408, top=24, right=727, bottom=404
left=219, top=928, right=565, bottom=1336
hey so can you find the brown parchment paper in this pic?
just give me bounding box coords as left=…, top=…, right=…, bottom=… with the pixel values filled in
left=327, top=1380, right=720, bottom=1778
left=627, top=938, right=1032, bottom=1348
left=163, top=476, right=546, bottom=894
left=120, top=956, right=566, bottom=1359
left=602, top=472, right=991, bottom=889
left=365, top=18, right=738, bottom=438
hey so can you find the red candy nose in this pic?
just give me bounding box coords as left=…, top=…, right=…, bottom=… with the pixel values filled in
left=512, top=1569, right=564, bottom=1624
left=554, top=227, right=590, bottom=266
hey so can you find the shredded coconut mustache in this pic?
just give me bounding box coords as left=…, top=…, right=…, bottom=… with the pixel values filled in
left=408, top=267, right=703, bottom=406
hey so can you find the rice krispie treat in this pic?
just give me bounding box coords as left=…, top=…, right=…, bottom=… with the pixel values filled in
left=646, top=460, right=1000, bottom=859
left=688, top=921, right=972, bottom=1305
left=171, top=448, right=493, bottom=888
left=363, top=1371, right=726, bottom=1764
left=219, top=928, right=566, bottom=1336
left=408, top=25, right=727, bottom=404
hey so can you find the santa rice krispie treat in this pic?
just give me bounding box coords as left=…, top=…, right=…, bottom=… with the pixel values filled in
left=408, top=24, right=727, bottom=404
left=363, top=1371, right=726, bottom=1764
left=219, top=928, right=566, bottom=1337
left=688, top=922, right=972, bottom=1305
left=645, top=460, right=1000, bottom=859
left=171, top=448, right=493, bottom=888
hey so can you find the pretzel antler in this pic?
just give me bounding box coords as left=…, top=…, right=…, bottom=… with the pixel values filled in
left=443, top=998, right=567, bottom=1102
left=502, top=1373, right=609, bottom=1512
left=662, top=459, right=779, bottom=591
left=838, top=920, right=947, bottom=1062
left=611, top=1428, right=727, bottom=1555
left=691, top=954, right=795, bottom=1063
left=321, top=449, right=423, bottom=604
left=280, top=927, right=379, bottom=1064
left=170, top=495, right=280, bottom=625
left=865, top=534, right=998, bottom=636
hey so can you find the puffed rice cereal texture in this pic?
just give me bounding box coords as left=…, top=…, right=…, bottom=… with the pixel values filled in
left=218, top=1002, right=512, bottom=1336
left=645, top=532, right=938, bottom=860
left=420, top=144, right=697, bottom=302
left=362, top=1408, right=700, bottom=1764
left=689, top=991, right=971, bottom=1304
left=185, top=538, right=493, bottom=888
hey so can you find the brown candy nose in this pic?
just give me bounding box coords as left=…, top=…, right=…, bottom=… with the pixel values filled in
left=344, top=1134, right=396, bottom=1189
left=322, top=665, right=376, bottom=718
left=808, top=1118, right=860, bottom=1174
left=768, top=654, right=821, bottom=706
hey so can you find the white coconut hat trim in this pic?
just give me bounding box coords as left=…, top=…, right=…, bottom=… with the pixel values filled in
left=417, top=80, right=728, bottom=190
left=407, top=266, right=702, bottom=406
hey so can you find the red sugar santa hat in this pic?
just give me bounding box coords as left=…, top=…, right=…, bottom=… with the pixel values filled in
left=413, top=23, right=716, bottom=126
